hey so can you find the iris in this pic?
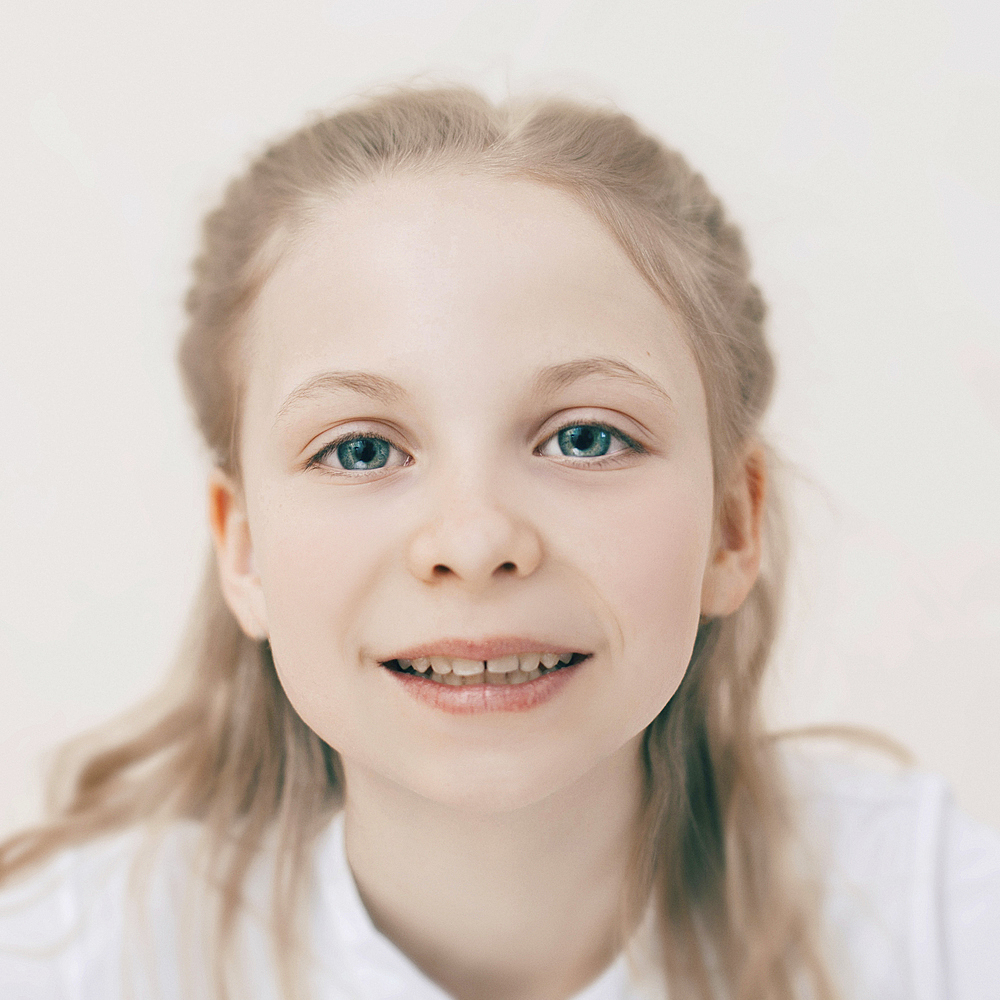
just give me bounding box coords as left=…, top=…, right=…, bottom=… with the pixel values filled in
left=557, top=425, right=611, bottom=458
left=338, top=436, right=392, bottom=470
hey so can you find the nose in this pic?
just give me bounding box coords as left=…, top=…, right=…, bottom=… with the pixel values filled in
left=406, top=488, right=543, bottom=590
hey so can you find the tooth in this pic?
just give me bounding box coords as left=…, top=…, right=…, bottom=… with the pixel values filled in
left=485, top=671, right=506, bottom=684
left=441, top=673, right=462, bottom=685
left=429, top=656, right=453, bottom=675
left=411, top=658, right=431, bottom=673
left=451, top=658, right=484, bottom=676
left=517, top=652, right=542, bottom=672
left=558, top=652, right=573, bottom=664
left=539, top=653, right=560, bottom=668
left=486, top=655, right=520, bottom=674
left=397, top=658, right=412, bottom=669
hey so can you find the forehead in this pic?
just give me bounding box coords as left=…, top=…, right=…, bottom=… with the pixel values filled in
left=244, top=171, right=703, bottom=416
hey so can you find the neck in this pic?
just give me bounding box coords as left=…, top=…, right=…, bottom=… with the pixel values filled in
left=342, top=736, right=647, bottom=1000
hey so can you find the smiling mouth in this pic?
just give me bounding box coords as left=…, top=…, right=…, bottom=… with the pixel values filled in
left=381, top=652, right=590, bottom=686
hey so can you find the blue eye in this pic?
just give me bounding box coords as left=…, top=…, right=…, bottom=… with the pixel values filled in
left=311, top=434, right=402, bottom=472
left=556, top=424, right=613, bottom=458
left=337, top=436, right=392, bottom=470
left=539, top=422, right=639, bottom=462
left=309, top=422, right=641, bottom=476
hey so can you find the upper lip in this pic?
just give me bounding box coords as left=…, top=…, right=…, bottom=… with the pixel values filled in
left=382, top=636, right=589, bottom=662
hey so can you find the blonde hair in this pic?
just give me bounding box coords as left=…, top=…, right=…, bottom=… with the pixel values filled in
left=1, top=85, right=836, bottom=999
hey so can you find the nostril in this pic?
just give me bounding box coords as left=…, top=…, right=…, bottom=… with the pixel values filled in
left=432, top=564, right=451, bottom=577
left=498, top=562, right=516, bottom=573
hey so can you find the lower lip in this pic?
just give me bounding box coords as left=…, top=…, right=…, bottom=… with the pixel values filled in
left=382, top=659, right=587, bottom=714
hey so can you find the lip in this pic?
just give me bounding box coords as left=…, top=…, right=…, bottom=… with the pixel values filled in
left=382, top=656, right=588, bottom=714
left=381, top=636, right=588, bottom=662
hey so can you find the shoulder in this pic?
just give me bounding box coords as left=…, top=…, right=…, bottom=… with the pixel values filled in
left=0, top=826, right=140, bottom=998
left=0, top=822, right=223, bottom=1000
left=779, top=741, right=1000, bottom=1000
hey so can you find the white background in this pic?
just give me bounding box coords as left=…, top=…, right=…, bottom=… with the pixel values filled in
left=1, top=0, right=997, bottom=837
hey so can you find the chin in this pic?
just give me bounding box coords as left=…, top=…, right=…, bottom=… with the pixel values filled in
left=396, top=747, right=611, bottom=816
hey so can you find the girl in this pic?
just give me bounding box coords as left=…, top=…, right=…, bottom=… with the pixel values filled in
left=1, top=84, right=997, bottom=1000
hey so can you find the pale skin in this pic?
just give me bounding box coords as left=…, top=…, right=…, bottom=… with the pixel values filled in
left=209, top=172, right=765, bottom=1000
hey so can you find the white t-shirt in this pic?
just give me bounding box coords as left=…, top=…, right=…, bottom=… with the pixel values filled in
left=1, top=751, right=998, bottom=1000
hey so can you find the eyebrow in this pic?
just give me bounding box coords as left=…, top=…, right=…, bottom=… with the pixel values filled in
left=276, top=370, right=408, bottom=423
left=274, top=355, right=672, bottom=424
left=531, top=357, right=673, bottom=408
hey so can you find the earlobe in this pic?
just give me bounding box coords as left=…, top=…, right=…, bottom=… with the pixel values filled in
left=700, top=443, right=767, bottom=618
left=207, top=468, right=269, bottom=641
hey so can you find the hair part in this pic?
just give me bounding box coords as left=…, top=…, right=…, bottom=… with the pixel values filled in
left=2, top=83, right=836, bottom=1000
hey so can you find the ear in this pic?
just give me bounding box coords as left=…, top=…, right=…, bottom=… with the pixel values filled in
left=207, top=468, right=269, bottom=641
left=700, top=442, right=767, bottom=618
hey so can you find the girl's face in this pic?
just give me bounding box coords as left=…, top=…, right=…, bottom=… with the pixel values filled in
left=213, top=172, right=755, bottom=812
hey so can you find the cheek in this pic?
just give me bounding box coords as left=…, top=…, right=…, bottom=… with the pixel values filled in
left=591, top=477, right=713, bottom=702
left=251, top=492, right=400, bottom=694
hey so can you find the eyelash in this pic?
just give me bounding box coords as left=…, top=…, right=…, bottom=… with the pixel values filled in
left=306, top=422, right=645, bottom=477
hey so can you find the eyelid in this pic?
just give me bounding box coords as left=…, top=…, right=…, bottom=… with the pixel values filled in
left=541, top=404, right=651, bottom=445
